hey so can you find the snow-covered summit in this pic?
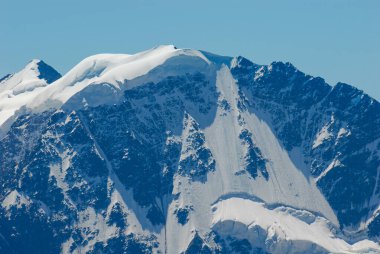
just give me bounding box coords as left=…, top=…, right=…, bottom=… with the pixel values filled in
left=0, top=59, right=60, bottom=94
left=0, top=59, right=61, bottom=127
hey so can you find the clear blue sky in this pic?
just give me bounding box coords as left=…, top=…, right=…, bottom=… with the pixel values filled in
left=1, top=0, right=379, bottom=100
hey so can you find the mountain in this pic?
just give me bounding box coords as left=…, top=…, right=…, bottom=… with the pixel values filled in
left=0, top=45, right=379, bottom=254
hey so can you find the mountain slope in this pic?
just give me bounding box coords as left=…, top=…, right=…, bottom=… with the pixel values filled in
left=0, top=46, right=379, bottom=254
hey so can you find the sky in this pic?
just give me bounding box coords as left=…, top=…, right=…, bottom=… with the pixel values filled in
left=1, top=0, right=379, bottom=100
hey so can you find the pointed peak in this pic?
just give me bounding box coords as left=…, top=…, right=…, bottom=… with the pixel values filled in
left=11, top=59, right=61, bottom=84
left=14, top=59, right=60, bottom=83
left=0, top=59, right=61, bottom=96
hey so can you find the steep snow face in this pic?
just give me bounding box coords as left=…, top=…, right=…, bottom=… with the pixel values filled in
left=1, top=46, right=380, bottom=253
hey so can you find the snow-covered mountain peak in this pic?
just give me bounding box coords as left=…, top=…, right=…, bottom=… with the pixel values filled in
left=0, top=59, right=61, bottom=128
left=1, top=46, right=380, bottom=253
left=0, top=59, right=60, bottom=94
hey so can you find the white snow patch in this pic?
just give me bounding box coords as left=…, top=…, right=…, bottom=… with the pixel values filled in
left=312, top=116, right=334, bottom=149
left=337, top=127, right=351, bottom=139
left=316, top=159, right=342, bottom=183
left=254, top=66, right=265, bottom=81
left=212, top=197, right=380, bottom=254
left=1, top=190, right=31, bottom=210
